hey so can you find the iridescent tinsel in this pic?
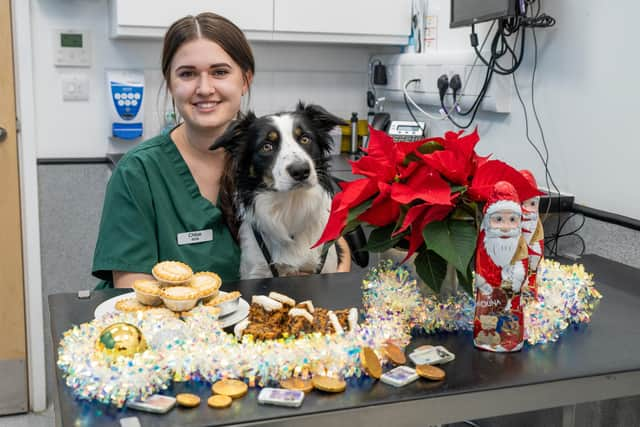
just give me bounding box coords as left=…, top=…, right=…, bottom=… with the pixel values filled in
left=57, top=259, right=600, bottom=406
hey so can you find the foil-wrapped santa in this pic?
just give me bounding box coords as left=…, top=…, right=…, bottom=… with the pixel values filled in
left=473, top=181, right=529, bottom=352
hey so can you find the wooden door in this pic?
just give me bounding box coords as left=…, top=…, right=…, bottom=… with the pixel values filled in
left=0, top=0, right=29, bottom=415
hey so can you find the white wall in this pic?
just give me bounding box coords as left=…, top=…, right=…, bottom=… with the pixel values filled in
left=384, top=0, right=640, bottom=220
left=29, top=0, right=640, bottom=219
left=31, top=0, right=393, bottom=159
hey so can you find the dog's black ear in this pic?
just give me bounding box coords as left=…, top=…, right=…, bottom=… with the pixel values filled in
left=296, top=101, right=347, bottom=133
left=209, top=111, right=257, bottom=155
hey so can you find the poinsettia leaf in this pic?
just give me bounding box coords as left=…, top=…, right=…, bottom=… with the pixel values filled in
left=414, top=250, right=448, bottom=294
left=456, top=261, right=474, bottom=296
left=416, top=140, right=444, bottom=155
left=337, top=197, right=376, bottom=236
left=449, top=185, right=467, bottom=194
left=363, top=224, right=407, bottom=253
left=450, top=207, right=475, bottom=221
left=346, top=197, right=374, bottom=223
left=422, top=219, right=476, bottom=275
left=402, top=152, right=422, bottom=167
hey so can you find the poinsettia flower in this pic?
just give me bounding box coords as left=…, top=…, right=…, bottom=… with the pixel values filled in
left=355, top=127, right=429, bottom=181
left=312, top=178, right=377, bottom=247
left=313, top=192, right=349, bottom=247
left=390, top=166, right=453, bottom=206
left=357, top=182, right=400, bottom=227
left=417, top=128, right=484, bottom=185
left=468, top=159, right=544, bottom=202
left=334, top=178, right=378, bottom=212
left=403, top=204, right=453, bottom=261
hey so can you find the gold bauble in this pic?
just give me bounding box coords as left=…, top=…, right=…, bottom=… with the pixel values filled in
left=96, top=322, right=147, bottom=359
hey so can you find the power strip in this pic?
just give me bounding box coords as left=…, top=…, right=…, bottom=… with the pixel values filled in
left=539, top=193, right=574, bottom=214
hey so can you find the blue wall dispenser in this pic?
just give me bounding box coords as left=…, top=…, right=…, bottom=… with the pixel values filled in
left=107, top=70, right=144, bottom=140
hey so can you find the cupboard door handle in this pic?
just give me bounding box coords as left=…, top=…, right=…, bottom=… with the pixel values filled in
left=0, top=127, right=7, bottom=142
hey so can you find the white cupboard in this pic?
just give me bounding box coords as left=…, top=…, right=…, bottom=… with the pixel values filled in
left=109, top=0, right=411, bottom=45
left=109, top=0, right=274, bottom=40
left=273, top=0, right=412, bottom=44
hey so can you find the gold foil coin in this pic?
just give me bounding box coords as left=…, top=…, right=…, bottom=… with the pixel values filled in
left=312, top=375, right=346, bottom=393
left=361, top=346, right=382, bottom=379
left=280, top=377, right=314, bottom=393
left=176, top=393, right=200, bottom=408
left=384, top=342, right=407, bottom=365
left=211, top=379, right=248, bottom=399
left=207, top=394, right=233, bottom=409
left=416, top=364, right=446, bottom=381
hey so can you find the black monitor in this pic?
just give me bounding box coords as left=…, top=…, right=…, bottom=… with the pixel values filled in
left=450, top=0, right=519, bottom=28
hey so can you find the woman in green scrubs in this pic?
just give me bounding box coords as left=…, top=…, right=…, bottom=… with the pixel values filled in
left=92, top=13, right=254, bottom=288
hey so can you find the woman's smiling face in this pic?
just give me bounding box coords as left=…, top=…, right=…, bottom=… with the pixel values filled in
left=169, top=37, right=250, bottom=138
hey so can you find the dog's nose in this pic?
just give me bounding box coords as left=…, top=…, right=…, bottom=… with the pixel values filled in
left=287, top=161, right=311, bottom=181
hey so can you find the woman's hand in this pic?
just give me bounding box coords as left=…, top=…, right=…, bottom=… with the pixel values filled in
left=336, top=237, right=352, bottom=272
left=113, top=271, right=155, bottom=288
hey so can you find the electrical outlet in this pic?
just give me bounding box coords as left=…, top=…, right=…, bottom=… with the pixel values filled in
left=444, top=65, right=465, bottom=81
left=371, top=52, right=511, bottom=113
left=400, top=64, right=440, bottom=94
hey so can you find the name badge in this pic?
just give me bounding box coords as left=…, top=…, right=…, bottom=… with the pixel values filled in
left=177, top=229, right=213, bottom=245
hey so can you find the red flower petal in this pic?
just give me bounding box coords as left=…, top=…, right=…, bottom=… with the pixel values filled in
left=395, top=203, right=429, bottom=236
left=357, top=182, right=400, bottom=227
left=391, top=167, right=452, bottom=205
left=363, top=127, right=395, bottom=159
left=422, top=150, right=471, bottom=184
left=350, top=155, right=395, bottom=182
left=403, top=204, right=453, bottom=261
left=336, top=178, right=378, bottom=212
left=313, top=193, right=349, bottom=247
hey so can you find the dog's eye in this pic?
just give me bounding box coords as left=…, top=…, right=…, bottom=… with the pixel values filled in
left=299, top=135, right=311, bottom=145
left=260, top=143, right=274, bottom=153
left=267, top=131, right=278, bottom=142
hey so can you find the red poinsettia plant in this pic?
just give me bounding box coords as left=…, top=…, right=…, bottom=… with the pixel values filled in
left=314, top=127, right=541, bottom=295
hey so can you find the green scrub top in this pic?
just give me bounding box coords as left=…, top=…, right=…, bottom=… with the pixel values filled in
left=92, top=133, right=241, bottom=288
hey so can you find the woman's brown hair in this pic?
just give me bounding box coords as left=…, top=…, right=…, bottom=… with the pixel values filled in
left=161, top=12, right=255, bottom=242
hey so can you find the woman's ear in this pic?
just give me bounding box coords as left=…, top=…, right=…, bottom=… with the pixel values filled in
left=209, top=111, right=256, bottom=156
left=242, top=71, right=254, bottom=96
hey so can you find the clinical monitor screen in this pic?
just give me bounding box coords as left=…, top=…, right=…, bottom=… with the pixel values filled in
left=450, top=0, right=518, bottom=28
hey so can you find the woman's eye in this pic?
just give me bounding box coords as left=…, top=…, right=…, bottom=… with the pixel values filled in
left=300, top=136, right=311, bottom=144
left=212, top=69, right=229, bottom=77
left=260, top=143, right=273, bottom=153
left=178, top=71, right=195, bottom=78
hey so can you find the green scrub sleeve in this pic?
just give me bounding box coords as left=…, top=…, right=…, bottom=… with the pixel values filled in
left=92, top=158, right=158, bottom=282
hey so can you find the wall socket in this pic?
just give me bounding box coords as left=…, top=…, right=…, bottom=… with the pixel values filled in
left=372, top=52, right=511, bottom=113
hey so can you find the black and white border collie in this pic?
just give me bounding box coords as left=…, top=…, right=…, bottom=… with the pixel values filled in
left=210, top=102, right=347, bottom=279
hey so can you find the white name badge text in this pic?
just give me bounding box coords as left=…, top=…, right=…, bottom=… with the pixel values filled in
left=177, top=229, right=213, bottom=245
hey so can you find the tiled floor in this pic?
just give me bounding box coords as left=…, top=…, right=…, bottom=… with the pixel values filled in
left=0, top=405, right=54, bottom=427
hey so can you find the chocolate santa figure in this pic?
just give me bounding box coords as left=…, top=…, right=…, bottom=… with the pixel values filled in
left=473, top=181, right=529, bottom=352
left=520, top=170, right=544, bottom=299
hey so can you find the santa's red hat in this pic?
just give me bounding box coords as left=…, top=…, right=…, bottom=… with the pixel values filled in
left=483, top=181, right=522, bottom=216
left=520, top=170, right=538, bottom=191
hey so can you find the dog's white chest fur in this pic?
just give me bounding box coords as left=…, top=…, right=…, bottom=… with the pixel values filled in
left=239, top=186, right=336, bottom=278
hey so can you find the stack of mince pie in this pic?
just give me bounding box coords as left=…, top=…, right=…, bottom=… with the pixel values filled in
left=116, top=261, right=224, bottom=314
